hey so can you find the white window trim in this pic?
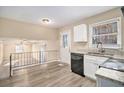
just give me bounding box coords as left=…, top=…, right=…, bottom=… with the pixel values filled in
left=89, top=17, right=122, bottom=49
left=16, top=44, right=24, bottom=53
left=62, top=33, right=68, bottom=48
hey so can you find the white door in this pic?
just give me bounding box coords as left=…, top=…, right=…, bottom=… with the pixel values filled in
left=60, top=31, right=71, bottom=64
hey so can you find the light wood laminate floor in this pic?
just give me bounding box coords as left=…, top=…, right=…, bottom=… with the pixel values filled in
left=0, top=62, right=96, bottom=87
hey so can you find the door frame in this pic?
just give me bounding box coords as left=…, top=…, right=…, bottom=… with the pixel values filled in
left=60, top=30, right=71, bottom=64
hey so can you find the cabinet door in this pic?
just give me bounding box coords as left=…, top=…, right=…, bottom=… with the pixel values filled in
left=84, top=55, right=108, bottom=80
left=84, top=61, right=98, bottom=80
left=73, top=24, right=87, bottom=42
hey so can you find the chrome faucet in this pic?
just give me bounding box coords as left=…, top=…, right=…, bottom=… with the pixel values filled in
left=97, top=42, right=105, bottom=53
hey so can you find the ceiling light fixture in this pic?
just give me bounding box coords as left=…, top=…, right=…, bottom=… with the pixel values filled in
left=41, top=18, right=52, bottom=24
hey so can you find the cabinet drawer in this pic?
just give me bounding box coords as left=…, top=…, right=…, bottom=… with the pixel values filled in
left=84, top=55, right=108, bottom=80
left=84, top=55, right=108, bottom=64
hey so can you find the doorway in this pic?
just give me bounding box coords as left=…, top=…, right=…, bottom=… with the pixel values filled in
left=60, top=30, right=71, bottom=64
left=40, top=45, right=46, bottom=64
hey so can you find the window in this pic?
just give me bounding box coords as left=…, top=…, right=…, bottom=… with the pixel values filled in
left=63, top=34, right=68, bottom=48
left=16, top=44, right=23, bottom=53
left=89, top=17, right=121, bottom=49
left=40, top=47, right=45, bottom=63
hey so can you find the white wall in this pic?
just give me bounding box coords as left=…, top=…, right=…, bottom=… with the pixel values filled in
left=32, top=40, right=60, bottom=62
left=1, top=40, right=32, bottom=64
left=0, top=18, right=58, bottom=40
left=59, top=7, right=124, bottom=53
left=0, top=18, right=59, bottom=64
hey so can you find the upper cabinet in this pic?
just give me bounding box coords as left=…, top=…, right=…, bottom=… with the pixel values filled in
left=89, top=17, right=122, bottom=49
left=73, top=24, right=87, bottom=42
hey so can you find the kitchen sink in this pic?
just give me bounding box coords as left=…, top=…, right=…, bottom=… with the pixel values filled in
left=100, top=59, right=124, bottom=72
left=103, top=62, right=119, bottom=69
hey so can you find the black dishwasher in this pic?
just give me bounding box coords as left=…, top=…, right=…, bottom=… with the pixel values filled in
left=71, top=53, right=85, bottom=77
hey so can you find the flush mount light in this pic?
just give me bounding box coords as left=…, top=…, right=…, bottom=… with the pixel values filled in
left=41, top=18, right=52, bottom=24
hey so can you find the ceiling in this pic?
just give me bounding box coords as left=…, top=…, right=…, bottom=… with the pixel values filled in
left=0, top=6, right=117, bottom=29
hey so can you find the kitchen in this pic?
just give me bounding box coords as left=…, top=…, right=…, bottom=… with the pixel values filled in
left=0, top=6, right=124, bottom=87
left=59, top=6, right=124, bottom=87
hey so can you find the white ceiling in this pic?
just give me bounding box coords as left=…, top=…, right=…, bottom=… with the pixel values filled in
left=0, top=6, right=117, bottom=29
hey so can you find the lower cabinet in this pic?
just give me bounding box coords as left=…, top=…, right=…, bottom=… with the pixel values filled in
left=84, top=61, right=98, bottom=80
left=84, top=55, right=108, bottom=80
left=96, top=77, right=124, bottom=87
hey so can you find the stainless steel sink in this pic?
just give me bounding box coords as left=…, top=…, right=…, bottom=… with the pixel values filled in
left=103, top=62, right=119, bottom=69
left=100, top=59, right=124, bottom=72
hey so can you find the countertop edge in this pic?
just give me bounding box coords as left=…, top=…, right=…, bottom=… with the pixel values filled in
left=95, top=68, right=124, bottom=85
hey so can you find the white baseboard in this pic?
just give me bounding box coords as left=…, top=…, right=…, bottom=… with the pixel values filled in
left=59, top=61, right=70, bottom=65
left=46, top=59, right=61, bottom=63
left=13, top=63, right=41, bottom=70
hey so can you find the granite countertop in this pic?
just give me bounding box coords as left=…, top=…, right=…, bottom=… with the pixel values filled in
left=71, top=50, right=88, bottom=55
left=95, top=68, right=124, bottom=85
left=113, top=54, right=124, bottom=60
left=71, top=49, right=124, bottom=84
left=71, top=50, right=124, bottom=60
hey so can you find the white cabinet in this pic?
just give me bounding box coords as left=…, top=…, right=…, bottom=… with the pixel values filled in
left=84, top=55, right=108, bottom=80
left=84, top=60, right=98, bottom=80
left=73, top=24, right=87, bottom=42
